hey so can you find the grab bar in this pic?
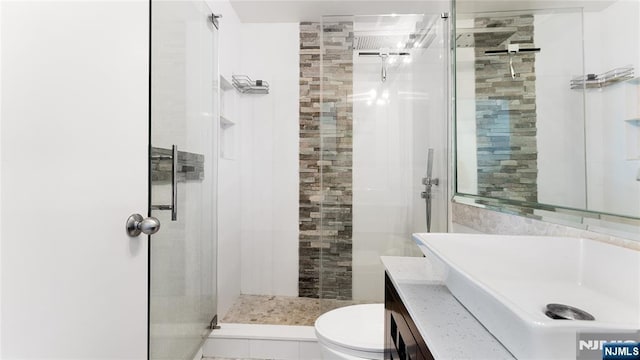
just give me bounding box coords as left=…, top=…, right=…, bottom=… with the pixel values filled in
left=171, top=144, right=177, bottom=221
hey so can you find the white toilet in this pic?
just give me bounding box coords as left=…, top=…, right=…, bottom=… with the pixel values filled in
left=314, top=303, right=385, bottom=360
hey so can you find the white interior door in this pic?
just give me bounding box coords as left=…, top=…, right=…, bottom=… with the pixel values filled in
left=1, top=1, right=149, bottom=358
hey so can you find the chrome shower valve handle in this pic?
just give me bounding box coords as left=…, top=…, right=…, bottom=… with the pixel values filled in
left=422, top=148, right=439, bottom=232
left=421, top=177, right=439, bottom=199
left=422, top=177, right=439, bottom=187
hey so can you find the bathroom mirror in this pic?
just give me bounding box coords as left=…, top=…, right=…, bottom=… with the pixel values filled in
left=454, top=3, right=640, bottom=234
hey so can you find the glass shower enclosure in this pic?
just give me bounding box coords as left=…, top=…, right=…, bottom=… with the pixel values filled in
left=216, top=9, right=451, bottom=328
left=306, top=12, right=450, bottom=310
left=149, top=1, right=218, bottom=359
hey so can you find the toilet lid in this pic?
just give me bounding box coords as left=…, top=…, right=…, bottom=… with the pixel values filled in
left=314, top=303, right=385, bottom=354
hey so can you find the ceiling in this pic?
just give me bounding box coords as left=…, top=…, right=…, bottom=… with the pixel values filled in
left=228, top=0, right=616, bottom=22
left=229, top=1, right=449, bottom=22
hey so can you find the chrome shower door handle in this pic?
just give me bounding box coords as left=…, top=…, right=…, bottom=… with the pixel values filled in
left=171, top=144, right=177, bottom=221
left=150, top=144, right=178, bottom=221
left=126, top=214, right=161, bottom=237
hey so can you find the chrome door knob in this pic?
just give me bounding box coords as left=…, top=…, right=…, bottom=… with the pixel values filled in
left=126, top=214, right=161, bottom=237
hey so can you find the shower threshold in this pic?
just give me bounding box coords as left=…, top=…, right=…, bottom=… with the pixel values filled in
left=222, top=294, right=368, bottom=326
left=207, top=296, right=373, bottom=359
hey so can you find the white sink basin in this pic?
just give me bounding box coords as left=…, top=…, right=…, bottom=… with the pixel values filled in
left=413, top=233, right=640, bottom=360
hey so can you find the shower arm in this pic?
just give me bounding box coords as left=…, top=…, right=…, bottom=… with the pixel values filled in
left=509, top=53, right=517, bottom=79
left=357, top=51, right=411, bottom=83
left=380, top=54, right=388, bottom=82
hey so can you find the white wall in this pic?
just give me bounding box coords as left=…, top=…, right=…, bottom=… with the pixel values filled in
left=584, top=0, right=640, bottom=218
left=209, top=0, right=244, bottom=321
left=411, top=20, right=450, bottom=236
left=212, top=0, right=243, bottom=81
left=534, top=11, right=586, bottom=209
left=238, top=23, right=300, bottom=297
left=455, top=18, right=478, bottom=195
left=0, top=2, right=3, bottom=354
left=352, top=59, right=421, bottom=300
left=1, top=1, right=148, bottom=358
left=213, top=7, right=300, bottom=314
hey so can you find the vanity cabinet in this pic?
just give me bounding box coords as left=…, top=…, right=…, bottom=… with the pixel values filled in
left=382, top=256, right=514, bottom=360
left=385, top=273, right=434, bottom=360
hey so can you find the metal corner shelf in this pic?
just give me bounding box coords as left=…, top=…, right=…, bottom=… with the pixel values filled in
left=232, top=75, right=269, bottom=94
left=570, top=66, right=634, bottom=89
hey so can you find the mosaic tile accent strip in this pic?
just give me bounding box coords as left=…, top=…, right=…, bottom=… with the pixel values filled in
left=151, top=146, right=204, bottom=183
left=221, top=295, right=366, bottom=326
left=299, top=22, right=323, bottom=299
left=319, top=21, right=354, bottom=300
left=299, top=22, right=354, bottom=300
left=474, top=15, right=538, bottom=204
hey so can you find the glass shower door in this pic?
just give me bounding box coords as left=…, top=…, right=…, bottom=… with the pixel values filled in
left=149, top=1, right=218, bottom=359
left=317, top=13, right=450, bottom=309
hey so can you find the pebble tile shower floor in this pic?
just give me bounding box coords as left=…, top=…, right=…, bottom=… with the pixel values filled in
left=221, top=294, right=367, bottom=326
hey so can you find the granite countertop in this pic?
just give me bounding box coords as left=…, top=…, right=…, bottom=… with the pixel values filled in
left=381, top=256, right=515, bottom=360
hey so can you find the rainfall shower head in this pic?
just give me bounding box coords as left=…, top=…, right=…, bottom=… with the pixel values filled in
left=354, top=35, right=409, bottom=51
left=352, top=14, right=440, bottom=82
left=353, top=13, right=439, bottom=51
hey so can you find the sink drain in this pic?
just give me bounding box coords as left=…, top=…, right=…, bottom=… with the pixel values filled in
left=545, top=303, right=595, bottom=321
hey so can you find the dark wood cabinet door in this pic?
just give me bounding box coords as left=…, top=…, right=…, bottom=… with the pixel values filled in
left=385, top=273, right=435, bottom=360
